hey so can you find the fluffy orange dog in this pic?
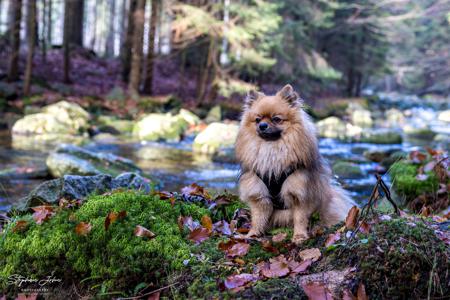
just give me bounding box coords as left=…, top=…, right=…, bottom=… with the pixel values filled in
left=236, top=84, right=353, bottom=244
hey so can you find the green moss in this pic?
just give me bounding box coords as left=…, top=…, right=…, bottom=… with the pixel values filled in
left=332, top=161, right=364, bottom=179
left=0, top=191, right=209, bottom=296
left=316, top=218, right=449, bottom=299
left=390, top=161, right=440, bottom=202
left=238, top=278, right=307, bottom=299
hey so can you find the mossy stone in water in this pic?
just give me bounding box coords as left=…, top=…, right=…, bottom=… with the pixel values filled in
left=332, top=161, right=364, bottom=179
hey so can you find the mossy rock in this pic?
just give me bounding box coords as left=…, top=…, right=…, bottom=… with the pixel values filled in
left=193, top=122, right=239, bottom=154
left=133, top=113, right=188, bottom=142
left=314, top=218, right=449, bottom=299
left=0, top=191, right=210, bottom=296
left=96, top=115, right=134, bottom=134
left=404, top=126, right=437, bottom=140
left=357, top=130, right=402, bottom=144
left=332, top=161, right=364, bottom=179
left=389, top=161, right=440, bottom=203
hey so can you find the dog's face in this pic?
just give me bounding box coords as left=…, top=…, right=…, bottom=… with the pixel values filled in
left=241, top=84, right=302, bottom=141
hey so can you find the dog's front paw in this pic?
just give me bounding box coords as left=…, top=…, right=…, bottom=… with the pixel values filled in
left=246, top=229, right=262, bottom=239
left=292, top=233, right=309, bottom=245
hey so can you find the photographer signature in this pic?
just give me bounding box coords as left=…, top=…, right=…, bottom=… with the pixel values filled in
left=7, top=272, right=62, bottom=287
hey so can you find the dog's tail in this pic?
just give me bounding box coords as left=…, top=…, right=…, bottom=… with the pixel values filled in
left=320, top=185, right=355, bottom=227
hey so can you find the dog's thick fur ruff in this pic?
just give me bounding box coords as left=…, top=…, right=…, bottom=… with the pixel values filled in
left=236, top=85, right=354, bottom=244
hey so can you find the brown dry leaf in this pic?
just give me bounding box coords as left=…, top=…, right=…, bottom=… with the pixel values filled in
left=181, top=183, right=210, bottom=199
left=442, top=211, right=450, bottom=219
left=32, top=205, right=55, bottom=225
left=359, top=221, right=371, bottom=234
left=147, top=291, right=160, bottom=300
left=423, top=161, right=437, bottom=172
left=345, top=206, right=360, bottom=230
left=261, top=255, right=290, bottom=278
left=201, top=215, right=213, bottom=232
left=13, top=220, right=28, bottom=233
left=357, top=283, right=369, bottom=300
left=188, top=227, right=210, bottom=244
left=105, top=211, right=118, bottom=231
left=261, top=240, right=280, bottom=254
left=234, top=258, right=245, bottom=266
left=420, top=206, right=431, bottom=217
left=153, top=191, right=173, bottom=200
left=134, top=225, right=156, bottom=239
left=218, top=239, right=237, bottom=251
left=178, top=215, right=199, bottom=232
left=324, top=232, right=341, bottom=247
left=75, top=222, right=92, bottom=236
left=214, top=220, right=232, bottom=235
left=224, top=273, right=257, bottom=290
left=409, top=150, right=427, bottom=163
left=298, top=248, right=321, bottom=262
left=272, top=232, right=288, bottom=243
left=301, top=281, right=334, bottom=300
left=226, top=242, right=251, bottom=257
left=288, top=259, right=312, bottom=275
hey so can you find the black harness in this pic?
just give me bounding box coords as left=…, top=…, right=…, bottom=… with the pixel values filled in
left=241, top=164, right=302, bottom=210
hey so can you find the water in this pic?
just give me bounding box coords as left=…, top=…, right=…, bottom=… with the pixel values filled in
left=0, top=103, right=448, bottom=213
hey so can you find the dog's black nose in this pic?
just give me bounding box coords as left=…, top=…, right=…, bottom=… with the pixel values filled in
left=259, top=122, right=269, bottom=131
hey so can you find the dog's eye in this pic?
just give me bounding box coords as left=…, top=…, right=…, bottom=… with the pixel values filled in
left=272, top=116, right=282, bottom=123
left=255, top=117, right=261, bottom=123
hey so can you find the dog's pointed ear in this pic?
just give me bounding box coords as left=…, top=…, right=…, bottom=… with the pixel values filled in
left=244, top=90, right=264, bottom=107
left=277, top=84, right=301, bottom=106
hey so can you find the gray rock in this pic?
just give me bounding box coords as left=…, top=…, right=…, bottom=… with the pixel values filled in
left=15, top=173, right=151, bottom=211
left=133, top=113, right=188, bottom=142
left=46, top=144, right=141, bottom=177
left=363, top=148, right=401, bottom=163
left=332, top=161, right=364, bottom=179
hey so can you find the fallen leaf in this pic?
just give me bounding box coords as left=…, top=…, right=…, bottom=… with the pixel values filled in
left=105, top=210, right=126, bottom=231
left=75, top=222, right=92, bottom=236
left=188, top=227, right=210, bottom=244
left=234, top=258, right=245, bottom=266
left=357, top=283, right=368, bottom=300
left=261, top=255, right=290, bottom=278
left=288, top=259, right=312, bottom=275
left=423, top=161, right=437, bottom=172
left=147, top=291, right=160, bottom=300
left=32, top=206, right=55, bottom=225
left=261, top=240, right=279, bottom=254
left=345, top=206, right=360, bottom=230
left=409, top=150, right=427, bottom=163
left=153, top=191, right=173, bottom=199
left=13, top=220, right=28, bottom=233
left=420, top=206, right=431, bottom=217
left=224, top=273, right=257, bottom=290
left=298, top=248, right=321, bottom=262
left=416, top=174, right=429, bottom=181
left=226, top=242, right=251, bottom=257
left=201, top=215, right=213, bottom=232
left=178, top=216, right=199, bottom=232
left=134, top=225, right=156, bottom=239
left=301, top=281, right=333, bottom=300
left=214, top=220, right=232, bottom=235
left=181, top=183, right=210, bottom=199
left=272, top=232, right=288, bottom=243
left=218, top=239, right=237, bottom=251
left=324, top=232, right=341, bottom=247
left=359, top=222, right=371, bottom=234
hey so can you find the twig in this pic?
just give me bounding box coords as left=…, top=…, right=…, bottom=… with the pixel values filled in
left=117, top=282, right=179, bottom=300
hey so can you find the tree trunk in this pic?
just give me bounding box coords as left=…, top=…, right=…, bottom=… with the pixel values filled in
left=105, top=0, right=116, bottom=57
left=63, top=0, right=71, bottom=83
left=6, top=0, right=16, bottom=43
left=47, top=0, right=52, bottom=47
left=197, top=38, right=214, bottom=103
left=26, top=0, right=38, bottom=48
left=7, top=0, right=22, bottom=82
left=42, top=0, right=47, bottom=62
left=24, top=0, right=37, bottom=96
left=69, top=0, right=84, bottom=47
left=119, top=0, right=128, bottom=57
left=128, top=0, right=146, bottom=94
left=143, top=0, right=158, bottom=94
left=121, top=0, right=137, bottom=82
left=90, top=0, right=98, bottom=50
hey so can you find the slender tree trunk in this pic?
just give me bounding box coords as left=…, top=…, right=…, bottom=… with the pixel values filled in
left=105, top=0, right=116, bottom=57
left=90, top=0, right=98, bottom=50
left=6, top=0, right=16, bottom=44
left=143, top=0, right=158, bottom=94
left=47, top=0, right=52, bottom=47
left=69, top=0, right=84, bottom=47
left=197, top=38, right=214, bottom=103
left=119, top=0, right=128, bottom=57
left=128, top=0, right=146, bottom=94
left=122, top=0, right=136, bottom=82
left=24, top=0, right=37, bottom=95
left=42, top=0, right=47, bottom=62
left=7, top=0, right=22, bottom=82
left=63, top=0, right=71, bottom=83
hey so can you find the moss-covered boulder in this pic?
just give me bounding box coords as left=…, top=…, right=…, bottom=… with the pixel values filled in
left=193, top=122, right=239, bottom=154
left=178, top=108, right=201, bottom=126
left=404, top=125, right=437, bottom=140
left=133, top=113, right=189, bottom=142
left=46, top=144, right=141, bottom=177
left=332, top=161, right=364, bottom=179
left=316, top=117, right=348, bottom=139
left=96, top=115, right=134, bottom=134
left=205, top=105, right=222, bottom=123
left=350, top=108, right=373, bottom=127
left=356, top=129, right=403, bottom=144
left=12, top=101, right=90, bottom=139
